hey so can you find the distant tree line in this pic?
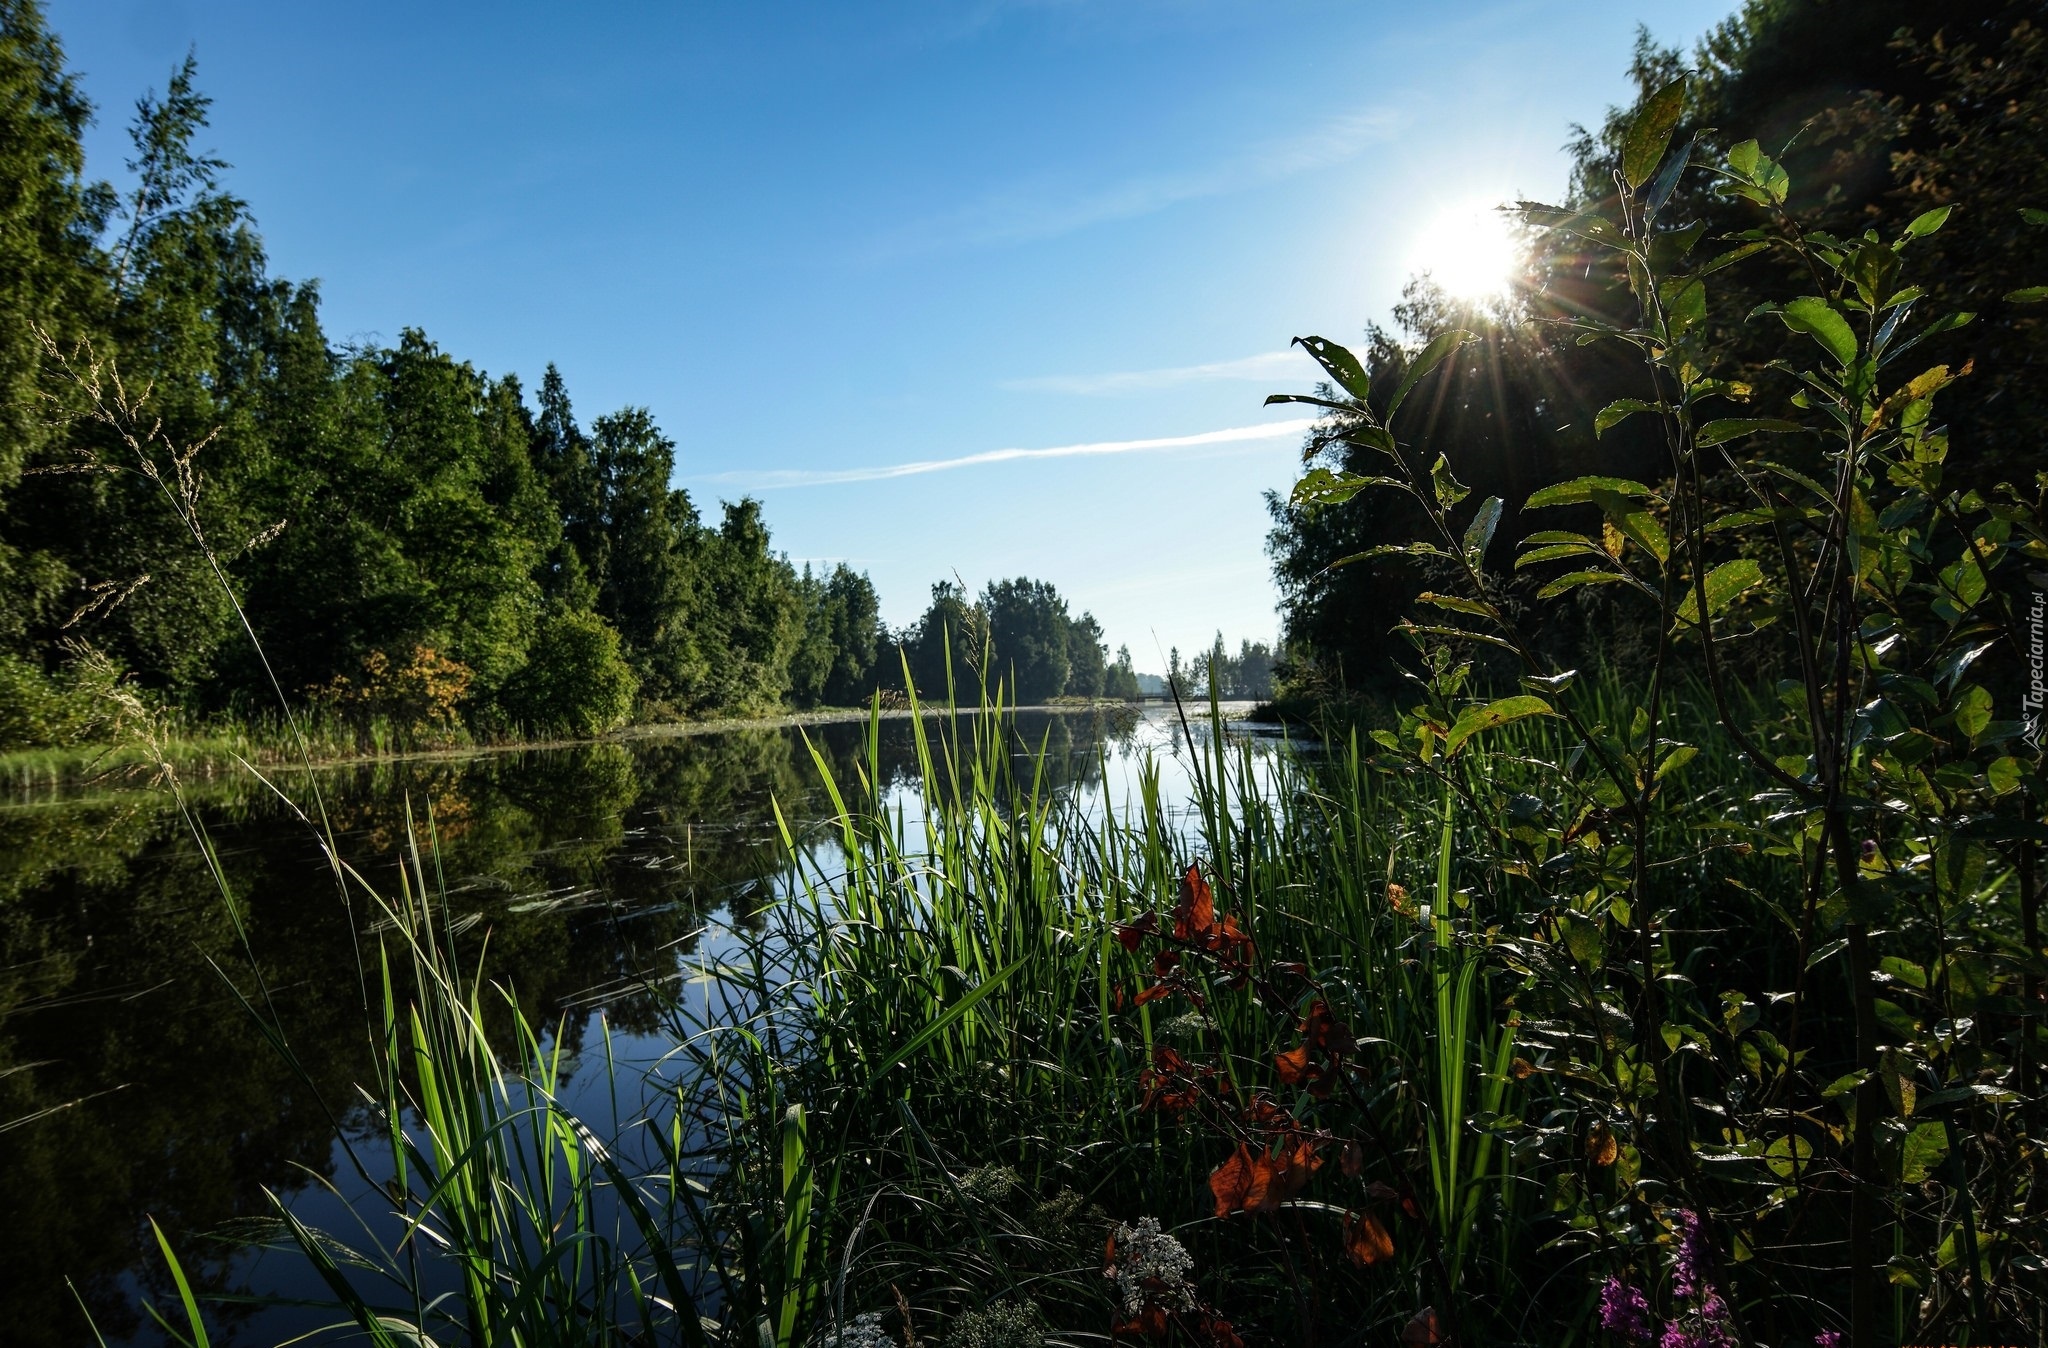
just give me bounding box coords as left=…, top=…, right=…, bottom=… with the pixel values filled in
left=0, top=5, right=1154, bottom=749
left=1265, top=0, right=2046, bottom=700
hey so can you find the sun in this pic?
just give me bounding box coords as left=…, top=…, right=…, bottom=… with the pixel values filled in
left=1410, top=200, right=1522, bottom=303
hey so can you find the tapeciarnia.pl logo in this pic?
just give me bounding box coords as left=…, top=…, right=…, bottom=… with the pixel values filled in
left=2026, top=584, right=2045, bottom=752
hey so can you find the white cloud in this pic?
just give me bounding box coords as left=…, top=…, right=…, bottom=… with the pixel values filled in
left=1002, top=347, right=1318, bottom=395
left=867, top=106, right=1399, bottom=256
left=690, top=417, right=1315, bottom=490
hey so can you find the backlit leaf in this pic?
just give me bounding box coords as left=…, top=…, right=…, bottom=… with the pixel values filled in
left=1292, top=335, right=1372, bottom=400
left=1696, top=418, right=1805, bottom=446
left=1444, top=695, right=1555, bottom=757
left=1595, top=399, right=1661, bottom=437
left=1387, top=330, right=1472, bottom=424
left=1623, top=77, right=1688, bottom=190
left=1901, top=205, right=1952, bottom=240
left=1525, top=476, right=1654, bottom=509
left=1779, top=296, right=1858, bottom=365
left=1343, top=1211, right=1395, bottom=1266
left=1675, top=558, right=1764, bottom=625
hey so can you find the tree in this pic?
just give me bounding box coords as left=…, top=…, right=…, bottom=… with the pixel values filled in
left=981, top=577, right=1070, bottom=704
left=500, top=607, right=637, bottom=737
left=587, top=407, right=695, bottom=701
left=900, top=581, right=986, bottom=701
left=1103, top=644, right=1142, bottom=701
left=1064, top=611, right=1107, bottom=699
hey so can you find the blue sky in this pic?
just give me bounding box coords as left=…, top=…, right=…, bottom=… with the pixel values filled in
left=52, top=0, right=1730, bottom=671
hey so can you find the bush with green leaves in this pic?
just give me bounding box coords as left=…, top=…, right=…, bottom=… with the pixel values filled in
left=499, top=606, right=639, bottom=738
left=1278, top=75, right=2047, bottom=1345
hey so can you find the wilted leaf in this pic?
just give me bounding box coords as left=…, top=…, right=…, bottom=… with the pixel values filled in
left=1401, top=1307, right=1445, bottom=1346
left=1586, top=1121, right=1618, bottom=1167
left=1343, top=1210, right=1395, bottom=1266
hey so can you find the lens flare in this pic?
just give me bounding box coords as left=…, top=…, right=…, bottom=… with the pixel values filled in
left=1411, top=200, right=1521, bottom=302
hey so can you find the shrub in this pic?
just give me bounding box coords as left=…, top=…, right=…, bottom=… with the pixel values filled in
left=500, top=607, right=639, bottom=738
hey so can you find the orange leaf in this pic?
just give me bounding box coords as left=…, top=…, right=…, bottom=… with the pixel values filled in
left=1274, top=1044, right=1313, bottom=1086
left=1209, top=1144, right=1263, bottom=1217
left=1343, top=1210, right=1396, bottom=1265
left=1587, top=1121, right=1619, bottom=1167
left=1340, top=1140, right=1364, bottom=1179
left=1134, top=983, right=1174, bottom=1006
left=1401, top=1307, right=1444, bottom=1345
left=1174, top=865, right=1215, bottom=940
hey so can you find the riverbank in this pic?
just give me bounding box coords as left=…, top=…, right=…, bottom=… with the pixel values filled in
left=0, top=697, right=1159, bottom=797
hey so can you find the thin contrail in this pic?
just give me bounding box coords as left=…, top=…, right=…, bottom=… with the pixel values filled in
left=691, top=418, right=1317, bottom=490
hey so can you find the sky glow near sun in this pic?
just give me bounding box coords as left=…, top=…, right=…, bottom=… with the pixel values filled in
left=1411, top=200, right=1523, bottom=302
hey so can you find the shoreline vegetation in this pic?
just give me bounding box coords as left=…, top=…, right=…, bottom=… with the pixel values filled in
left=0, top=695, right=1255, bottom=797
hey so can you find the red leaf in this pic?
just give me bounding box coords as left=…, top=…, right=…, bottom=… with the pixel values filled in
left=1343, top=1210, right=1396, bottom=1266
left=1134, top=983, right=1174, bottom=1006
left=1113, top=1306, right=1168, bottom=1340
left=1195, top=1311, right=1244, bottom=1348
left=1209, top=1144, right=1265, bottom=1217
left=1123, top=911, right=1162, bottom=946
left=1173, top=865, right=1215, bottom=941
left=1401, top=1307, right=1444, bottom=1345
left=1274, top=1043, right=1313, bottom=1086
left=1341, top=1140, right=1364, bottom=1179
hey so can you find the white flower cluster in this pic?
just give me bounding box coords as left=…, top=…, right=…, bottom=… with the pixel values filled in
left=811, top=1311, right=891, bottom=1348
left=1107, top=1216, right=1197, bottom=1315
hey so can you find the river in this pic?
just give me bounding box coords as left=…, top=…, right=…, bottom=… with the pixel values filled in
left=0, top=703, right=1277, bottom=1345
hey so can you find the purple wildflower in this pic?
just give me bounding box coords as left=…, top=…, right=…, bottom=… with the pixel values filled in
left=1670, top=1209, right=1711, bottom=1301
left=1598, top=1276, right=1654, bottom=1342
left=1814, top=1335, right=1842, bottom=1348
left=1659, top=1327, right=1699, bottom=1348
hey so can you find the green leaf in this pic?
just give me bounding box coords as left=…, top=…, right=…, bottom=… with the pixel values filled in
left=1902, top=205, right=1952, bottom=240
left=1702, top=239, right=1770, bottom=274
left=149, top=1217, right=214, bottom=1348
left=1290, top=467, right=1371, bottom=508
left=1899, top=1122, right=1948, bottom=1184
left=1696, top=418, right=1806, bottom=446
left=2005, top=286, right=2048, bottom=304
left=1386, top=329, right=1471, bottom=424
left=1953, top=684, right=1993, bottom=742
left=1417, top=591, right=1499, bottom=618
left=1662, top=276, right=1706, bottom=338
left=2024, top=207, right=2048, bottom=227
left=1779, top=296, right=1859, bottom=365
left=1444, top=694, right=1555, bottom=757
left=1291, top=336, right=1372, bottom=400
left=1623, top=77, right=1688, bottom=190
left=1727, top=139, right=1760, bottom=178
left=864, top=955, right=1031, bottom=1084
left=1595, top=398, right=1661, bottom=437
left=1463, top=495, right=1504, bottom=561
left=1525, top=476, right=1653, bottom=509
left=1263, top=393, right=1356, bottom=411
left=1675, top=557, right=1764, bottom=625
left=1765, top=1134, right=1814, bottom=1179
left=1537, top=570, right=1636, bottom=600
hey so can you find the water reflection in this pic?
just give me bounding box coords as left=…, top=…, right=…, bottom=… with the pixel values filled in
left=0, top=708, right=1174, bottom=1345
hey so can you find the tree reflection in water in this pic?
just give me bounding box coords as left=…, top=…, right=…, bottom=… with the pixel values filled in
left=0, top=708, right=1133, bottom=1346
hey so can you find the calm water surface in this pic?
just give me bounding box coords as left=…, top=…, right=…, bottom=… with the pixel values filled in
left=0, top=705, right=1277, bottom=1345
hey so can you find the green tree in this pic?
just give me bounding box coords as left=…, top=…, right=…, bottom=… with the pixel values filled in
left=500, top=607, right=637, bottom=737
left=981, top=577, right=1071, bottom=704
left=1063, top=610, right=1107, bottom=698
